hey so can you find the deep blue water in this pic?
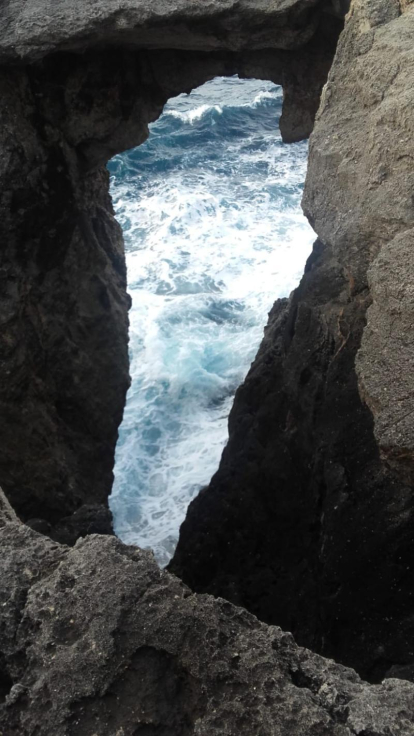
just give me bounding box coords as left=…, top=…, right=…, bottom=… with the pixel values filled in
left=108, top=76, right=314, bottom=565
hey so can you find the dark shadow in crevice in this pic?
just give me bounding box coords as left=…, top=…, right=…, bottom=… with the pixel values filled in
left=0, top=657, right=14, bottom=705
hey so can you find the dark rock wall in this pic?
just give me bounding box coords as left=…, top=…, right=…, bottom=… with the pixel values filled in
left=171, top=1, right=414, bottom=681
left=0, top=59, right=130, bottom=534
left=171, top=240, right=413, bottom=681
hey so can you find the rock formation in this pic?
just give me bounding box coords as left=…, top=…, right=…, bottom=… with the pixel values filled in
left=1, top=0, right=414, bottom=730
left=1, top=490, right=414, bottom=736
left=0, top=0, right=341, bottom=536
left=171, top=0, right=414, bottom=682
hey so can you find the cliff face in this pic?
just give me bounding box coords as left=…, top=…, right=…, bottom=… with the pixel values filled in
left=0, top=59, right=131, bottom=538
left=171, top=0, right=414, bottom=682
left=1, top=490, right=414, bottom=736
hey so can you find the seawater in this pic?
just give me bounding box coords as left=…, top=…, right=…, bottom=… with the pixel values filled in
left=108, top=76, right=314, bottom=566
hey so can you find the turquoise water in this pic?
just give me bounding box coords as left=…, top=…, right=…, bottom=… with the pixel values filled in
left=108, top=76, right=314, bottom=565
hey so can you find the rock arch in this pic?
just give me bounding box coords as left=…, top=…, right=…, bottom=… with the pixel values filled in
left=0, top=0, right=343, bottom=535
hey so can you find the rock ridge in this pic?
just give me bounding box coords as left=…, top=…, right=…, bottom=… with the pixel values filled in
left=1, top=493, right=414, bottom=735
left=0, top=0, right=347, bottom=62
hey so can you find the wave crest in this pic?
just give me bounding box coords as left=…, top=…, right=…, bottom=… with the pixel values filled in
left=164, top=88, right=281, bottom=126
left=166, top=104, right=223, bottom=124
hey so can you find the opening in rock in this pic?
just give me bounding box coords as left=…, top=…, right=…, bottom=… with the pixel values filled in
left=108, top=77, right=314, bottom=565
left=0, top=657, right=13, bottom=704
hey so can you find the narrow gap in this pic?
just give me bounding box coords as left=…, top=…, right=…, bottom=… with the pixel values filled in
left=108, top=76, right=314, bottom=566
left=0, top=655, right=13, bottom=704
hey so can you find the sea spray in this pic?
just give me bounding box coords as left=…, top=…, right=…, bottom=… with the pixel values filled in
left=108, top=77, right=314, bottom=565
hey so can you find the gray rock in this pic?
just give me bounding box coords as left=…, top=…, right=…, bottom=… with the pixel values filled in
left=357, top=228, right=414, bottom=476
left=0, top=0, right=342, bottom=62
left=0, top=511, right=413, bottom=735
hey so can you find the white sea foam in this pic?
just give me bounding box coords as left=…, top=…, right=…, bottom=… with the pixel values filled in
left=166, top=103, right=223, bottom=124
left=251, top=89, right=279, bottom=106
left=162, top=79, right=282, bottom=125
left=109, top=76, right=314, bottom=566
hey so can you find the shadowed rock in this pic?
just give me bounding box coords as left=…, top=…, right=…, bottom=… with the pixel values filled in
left=171, top=1, right=414, bottom=680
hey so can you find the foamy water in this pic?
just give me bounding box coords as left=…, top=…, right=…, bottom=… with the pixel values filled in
left=108, top=77, right=314, bottom=565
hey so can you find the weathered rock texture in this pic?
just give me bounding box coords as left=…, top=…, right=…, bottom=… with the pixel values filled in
left=1, top=495, right=414, bottom=736
left=0, top=61, right=131, bottom=535
left=0, top=2, right=342, bottom=539
left=0, top=0, right=347, bottom=62
left=171, top=0, right=414, bottom=682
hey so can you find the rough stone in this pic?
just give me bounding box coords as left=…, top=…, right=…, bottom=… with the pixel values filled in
left=0, top=0, right=345, bottom=62
left=0, top=510, right=413, bottom=736
left=0, top=62, right=131, bottom=529
left=356, top=228, right=414, bottom=479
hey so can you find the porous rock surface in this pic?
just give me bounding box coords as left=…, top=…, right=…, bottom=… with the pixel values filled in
left=0, top=0, right=346, bottom=62
left=171, top=0, right=414, bottom=681
left=1, top=493, right=414, bottom=736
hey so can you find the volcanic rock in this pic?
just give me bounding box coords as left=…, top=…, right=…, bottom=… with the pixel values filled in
left=1, top=493, right=413, bottom=736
